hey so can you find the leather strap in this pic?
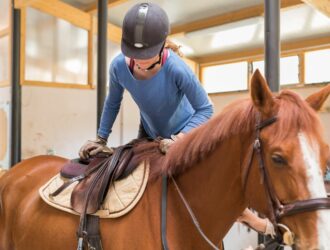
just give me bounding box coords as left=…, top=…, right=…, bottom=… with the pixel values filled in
left=171, top=177, right=220, bottom=250
left=76, top=146, right=127, bottom=249
left=86, top=214, right=103, bottom=250
left=279, top=198, right=330, bottom=218
left=242, top=114, right=330, bottom=246
left=129, top=48, right=168, bottom=73
left=50, top=174, right=86, bottom=197
left=161, top=176, right=169, bottom=250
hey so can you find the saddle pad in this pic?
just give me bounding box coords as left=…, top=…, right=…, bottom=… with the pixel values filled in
left=39, top=162, right=149, bottom=218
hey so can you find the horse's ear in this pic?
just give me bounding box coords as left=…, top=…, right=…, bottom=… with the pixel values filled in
left=250, top=69, right=275, bottom=116
left=305, top=84, right=330, bottom=111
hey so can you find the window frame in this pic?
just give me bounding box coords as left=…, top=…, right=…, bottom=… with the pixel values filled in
left=201, top=47, right=330, bottom=95
left=0, top=1, right=11, bottom=88
left=20, top=6, right=94, bottom=89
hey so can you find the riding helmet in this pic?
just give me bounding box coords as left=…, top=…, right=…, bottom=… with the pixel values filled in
left=121, top=3, right=170, bottom=59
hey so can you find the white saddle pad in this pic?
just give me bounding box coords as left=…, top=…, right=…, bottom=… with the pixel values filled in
left=39, top=162, right=149, bottom=218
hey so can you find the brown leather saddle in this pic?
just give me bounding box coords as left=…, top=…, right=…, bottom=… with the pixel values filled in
left=51, top=143, right=138, bottom=250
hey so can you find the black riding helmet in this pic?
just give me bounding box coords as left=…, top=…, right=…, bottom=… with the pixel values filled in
left=121, top=3, right=170, bottom=60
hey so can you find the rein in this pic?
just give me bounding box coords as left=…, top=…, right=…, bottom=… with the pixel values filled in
left=242, top=114, right=330, bottom=246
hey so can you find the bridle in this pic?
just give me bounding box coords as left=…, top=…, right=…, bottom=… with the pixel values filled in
left=242, top=113, right=330, bottom=246
left=161, top=113, right=330, bottom=250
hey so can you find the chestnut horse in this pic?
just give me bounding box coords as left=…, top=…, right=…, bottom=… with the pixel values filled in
left=0, top=71, right=330, bottom=250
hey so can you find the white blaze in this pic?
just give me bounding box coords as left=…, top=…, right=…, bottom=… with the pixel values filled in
left=299, top=133, right=330, bottom=249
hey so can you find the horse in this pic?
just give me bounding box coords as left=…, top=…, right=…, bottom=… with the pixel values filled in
left=0, top=70, right=329, bottom=250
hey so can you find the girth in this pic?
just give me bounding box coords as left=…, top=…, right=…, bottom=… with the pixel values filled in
left=242, top=114, right=330, bottom=246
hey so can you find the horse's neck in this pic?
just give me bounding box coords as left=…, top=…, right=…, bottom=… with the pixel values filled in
left=170, top=135, right=246, bottom=242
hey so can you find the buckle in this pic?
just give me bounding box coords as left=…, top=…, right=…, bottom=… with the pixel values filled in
left=254, top=139, right=261, bottom=149
left=277, top=223, right=295, bottom=246
left=77, top=237, right=84, bottom=250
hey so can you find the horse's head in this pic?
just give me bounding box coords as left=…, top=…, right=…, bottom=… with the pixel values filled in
left=245, top=70, right=330, bottom=249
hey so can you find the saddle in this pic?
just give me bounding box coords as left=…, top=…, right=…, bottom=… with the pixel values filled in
left=50, top=143, right=138, bottom=250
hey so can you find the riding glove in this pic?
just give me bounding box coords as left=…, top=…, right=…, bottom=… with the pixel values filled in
left=79, top=136, right=113, bottom=160
left=159, top=135, right=179, bottom=154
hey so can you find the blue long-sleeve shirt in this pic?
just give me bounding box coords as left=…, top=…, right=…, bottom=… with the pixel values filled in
left=98, top=50, right=213, bottom=139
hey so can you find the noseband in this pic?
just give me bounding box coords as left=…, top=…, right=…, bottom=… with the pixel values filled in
left=242, top=114, right=330, bottom=245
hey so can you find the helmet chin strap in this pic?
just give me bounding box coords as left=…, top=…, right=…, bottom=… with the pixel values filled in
left=136, top=56, right=161, bottom=71
left=136, top=44, right=165, bottom=71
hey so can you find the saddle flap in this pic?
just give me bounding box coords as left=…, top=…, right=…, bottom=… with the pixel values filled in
left=71, top=146, right=134, bottom=214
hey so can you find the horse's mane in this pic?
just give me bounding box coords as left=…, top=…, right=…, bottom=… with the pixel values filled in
left=131, top=89, right=321, bottom=180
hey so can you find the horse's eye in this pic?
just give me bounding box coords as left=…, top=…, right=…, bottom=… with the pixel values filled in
left=271, top=154, right=287, bottom=166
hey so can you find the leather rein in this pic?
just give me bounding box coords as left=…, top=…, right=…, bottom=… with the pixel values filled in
left=242, top=114, right=330, bottom=245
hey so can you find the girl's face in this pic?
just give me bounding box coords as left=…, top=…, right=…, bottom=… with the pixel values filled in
left=133, top=54, right=159, bottom=70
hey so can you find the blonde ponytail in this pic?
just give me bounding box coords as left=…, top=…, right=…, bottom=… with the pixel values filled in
left=165, top=39, right=183, bottom=57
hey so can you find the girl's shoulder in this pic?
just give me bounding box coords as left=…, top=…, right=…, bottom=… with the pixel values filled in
left=109, top=53, right=126, bottom=74
left=111, top=53, right=125, bottom=67
left=165, top=50, right=194, bottom=76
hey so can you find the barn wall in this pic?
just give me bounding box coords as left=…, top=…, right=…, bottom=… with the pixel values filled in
left=20, top=86, right=139, bottom=159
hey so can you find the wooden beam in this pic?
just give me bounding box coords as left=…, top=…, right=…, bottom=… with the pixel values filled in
left=298, top=53, right=305, bottom=84
left=28, top=0, right=91, bottom=30
left=92, top=16, right=122, bottom=44
left=86, top=0, right=130, bottom=14
left=302, top=0, right=330, bottom=17
left=14, top=0, right=44, bottom=9
left=16, top=0, right=122, bottom=43
left=0, top=28, right=10, bottom=38
left=170, top=0, right=303, bottom=36
left=20, top=7, right=26, bottom=85
left=88, top=17, right=95, bottom=86
left=22, top=80, right=94, bottom=89
left=195, top=35, right=330, bottom=65
left=0, top=80, right=10, bottom=87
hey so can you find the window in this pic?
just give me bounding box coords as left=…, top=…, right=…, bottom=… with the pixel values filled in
left=93, top=35, right=121, bottom=86
left=0, top=36, right=9, bottom=82
left=305, top=49, right=330, bottom=84
left=25, top=8, right=88, bottom=85
left=252, top=56, right=299, bottom=85
left=0, top=0, right=10, bottom=86
left=0, top=0, right=10, bottom=30
left=202, top=62, right=248, bottom=93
